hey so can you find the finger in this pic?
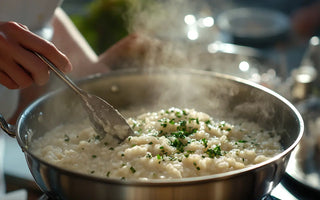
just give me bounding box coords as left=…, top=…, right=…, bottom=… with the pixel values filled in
left=0, top=33, right=44, bottom=86
left=19, top=34, right=72, bottom=73
left=17, top=23, right=29, bottom=30
left=13, top=46, right=51, bottom=85
left=0, top=70, right=19, bottom=89
left=6, top=22, right=72, bottom=73
left=0, top=57, right=33, bottom=88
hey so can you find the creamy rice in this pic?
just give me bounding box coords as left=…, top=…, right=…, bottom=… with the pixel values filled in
left=31, top=107, right=282, bottom=180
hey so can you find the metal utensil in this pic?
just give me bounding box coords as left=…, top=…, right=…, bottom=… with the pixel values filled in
left=34, top=52, right=134, bottom=143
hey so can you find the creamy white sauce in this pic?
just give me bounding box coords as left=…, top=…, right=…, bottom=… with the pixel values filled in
left=31, top=108, right=282, bottom=180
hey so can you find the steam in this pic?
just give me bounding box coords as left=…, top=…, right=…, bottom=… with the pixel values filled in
left=118, top=0, right=281, bottom=90
left=116, top=0, right=285, bottom=128
left=119, top=0, right=216, bottom=69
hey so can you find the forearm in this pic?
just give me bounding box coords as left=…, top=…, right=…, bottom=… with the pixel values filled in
left=51, top=7, right=109, bottom=78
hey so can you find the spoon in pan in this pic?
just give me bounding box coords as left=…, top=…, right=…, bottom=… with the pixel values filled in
left=35, top=52, right=134, bottom=144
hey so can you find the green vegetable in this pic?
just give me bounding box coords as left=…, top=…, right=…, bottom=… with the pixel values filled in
left=130, top=166, right=136, bottom=173
left=205, top=145, right=222, bottom=158
left=64, top=134, right=70, bottom=142
left=202, top=138, right=208, bottom=148
left=106, top=171, right=111, bottom=177
left=171, top=139, right=185, bottom=153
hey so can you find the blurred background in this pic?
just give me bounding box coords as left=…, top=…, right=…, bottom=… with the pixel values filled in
left=60, top=0, right=320, bottom=98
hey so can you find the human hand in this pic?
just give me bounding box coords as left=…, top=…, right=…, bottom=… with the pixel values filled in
left=0, top=21, right=72, bottom=89
left=98, top=34, right=187, bottom=69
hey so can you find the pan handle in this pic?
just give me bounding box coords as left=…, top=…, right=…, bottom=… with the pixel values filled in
left=0, top=114, right=16, bottom=137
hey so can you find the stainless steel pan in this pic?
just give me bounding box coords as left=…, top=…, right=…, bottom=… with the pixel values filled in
left=0, top=68, right=303, bottom=200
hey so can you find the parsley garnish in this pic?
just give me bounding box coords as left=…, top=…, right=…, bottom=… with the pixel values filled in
left=130, top=166, right=136, bottom=174
left=64, top=134, right=70, bottom=142
left=202, top=138, right=208, bottom=148
left=171, top=139, right=185, bottom=153
left=205, top=145, right=222, bottom=158
left=175, top=112, right=182, bottom=118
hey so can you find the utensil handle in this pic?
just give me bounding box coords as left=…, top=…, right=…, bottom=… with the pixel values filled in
left=34, top=52, right=84, bottom=96
left=0, top=114, right=16, bottom=137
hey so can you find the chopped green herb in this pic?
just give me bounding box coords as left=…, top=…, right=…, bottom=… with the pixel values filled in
left=132, top=123, right=137, bottom=129
left=182, top=110, right=188, bottom=116
left=202, top=138, right=208, bottom=148
left=191, top=128, right=198, bottom=134
left=130, top=166, right=136, bottom=174
left=175, top=112, right=182, bottom=118
left=206, top=145, right=222, bottom=158
left=106, top=171, right=111, bottom=177
left=64, top=134, right=70, bottom=142
left=160, top=123, right=167, bottom=128
left=219, top=121, right=226, bottom=128
left=94, top=135, right=101, bottom=141
left=187, top=150, right=195, bottom=154
left=171, top=139, right=185, bottom=153
left=137, top=128, right=143, bottom=134
left=171, top=131, right=186, bottom=138
left=92, top=155, right=97, bottom=158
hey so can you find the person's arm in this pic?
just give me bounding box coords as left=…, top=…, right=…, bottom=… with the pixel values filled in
left=51, top=7, right=109, bottom=78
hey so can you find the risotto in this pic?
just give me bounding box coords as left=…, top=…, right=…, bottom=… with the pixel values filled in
left=31, top=107, right=282, bottom=180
